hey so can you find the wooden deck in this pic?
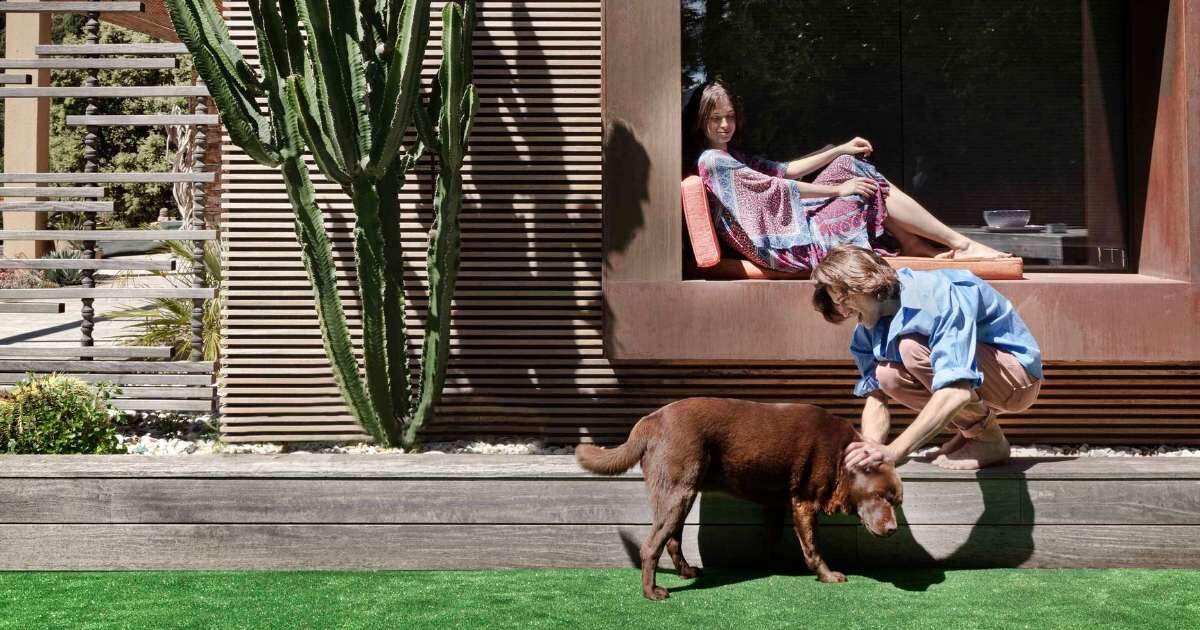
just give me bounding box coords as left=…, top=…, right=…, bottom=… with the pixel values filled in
left=0, top=455, right=1195, bottom=570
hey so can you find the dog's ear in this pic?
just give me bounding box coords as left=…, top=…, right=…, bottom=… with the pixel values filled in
left=824, top=467, right=853, bottom=515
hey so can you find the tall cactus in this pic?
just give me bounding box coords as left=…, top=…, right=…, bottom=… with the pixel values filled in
left=165, top=0, right=477, bottom=448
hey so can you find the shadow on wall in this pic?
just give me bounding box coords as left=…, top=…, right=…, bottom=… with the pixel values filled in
left=602, top=119, right=650, bottom=267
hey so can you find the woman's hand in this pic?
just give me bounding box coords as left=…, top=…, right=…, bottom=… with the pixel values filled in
left=837, top=177, right=878, bottom=198
left=843, top=440, right=899, bottom=472
left=840, top=137, right=874, bottom=157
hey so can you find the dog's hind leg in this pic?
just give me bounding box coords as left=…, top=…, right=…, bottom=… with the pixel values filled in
left=666, top=520, right=701, bottom=579
left=665, top=487, right=701, bottom=579
left=641, top=488, right=697, bottom=601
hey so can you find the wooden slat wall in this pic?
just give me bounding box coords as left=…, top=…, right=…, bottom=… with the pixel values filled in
left=218, top=1, right=1200, bottom=445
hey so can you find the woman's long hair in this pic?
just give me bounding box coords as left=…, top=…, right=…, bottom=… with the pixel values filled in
left=682, top=80, right=745, bottom=177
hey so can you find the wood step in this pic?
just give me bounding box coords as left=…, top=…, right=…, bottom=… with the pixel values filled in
left=36, top=43, right=190, bottom=55
left=0, top=230, right=217, bottom=241
left=0, top=187, right=104, bottom=198
left=0, top=258, right=175, bottom=271
left=0, top=346, right=172, bottom=359
left=0, top=360, right=213, bottom=374
left=0, top=74, right=31, bottom=85
left=0, top=201, right=113, bottom=212
left=0, top=58, right=175, bottom=70
left=0, top=86, right=209, bottom=98
left=66, top=114, right=219, bottom=126
left=0, top=173, right=213, bottom=184
left=0, top=287, right=215, bottom=299
left=0, top=2, right=144, bottom=12
left=0, top=302, right=64, bottom=314
left=111, top=398, right=213, bottom=411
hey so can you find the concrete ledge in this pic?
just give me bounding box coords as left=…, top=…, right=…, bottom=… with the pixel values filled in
left=0, top=455, right=1196, bottom=570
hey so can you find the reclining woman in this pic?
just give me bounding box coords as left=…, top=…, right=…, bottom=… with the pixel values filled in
left=683, top=80, right=1009, bottom=271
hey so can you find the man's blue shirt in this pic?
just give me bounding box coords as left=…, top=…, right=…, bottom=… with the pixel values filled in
left=851, top=268, right=1043, bottom=396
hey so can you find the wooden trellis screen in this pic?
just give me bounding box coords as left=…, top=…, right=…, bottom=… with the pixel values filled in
left=0, top=1, right=215, bottom=413
left=216, top=0, right=1200, bottom=446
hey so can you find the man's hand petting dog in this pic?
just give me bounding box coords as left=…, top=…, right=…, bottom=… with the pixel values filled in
left=575, top=397, right=903, bottom=601
left=843, top=440, right=899, bottom=472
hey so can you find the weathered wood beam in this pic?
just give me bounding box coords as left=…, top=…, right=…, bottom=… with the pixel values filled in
left=0, top=360, right=213, bottom=374
left=0, top=74, right=31, bottom=84
left=0, top=58, right=176, bottom=70
left=65, top=114, right=219, bottom=126
left=0, top=86, right=209, bottom=98
left=0, top=301, right=63, bottom=314
left=0, top=2, right=144, bottom=13
left=35, top=43, right=189, bottom=55
left=0, top=287, right=215, bottom=299
left=0, top=258, right=175, bottom=271
left=0, top=187, right=104, bottom=198
left=0, top=346, right=173, bottom=359
left=0, top=229, right=217, bottom=241
left=0, top=173, right=213, bottom=184
left=0, top=201, right=113, bottom=212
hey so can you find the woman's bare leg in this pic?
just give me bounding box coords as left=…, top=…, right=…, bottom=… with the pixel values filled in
left=884, top=182, right=1010, bottom=259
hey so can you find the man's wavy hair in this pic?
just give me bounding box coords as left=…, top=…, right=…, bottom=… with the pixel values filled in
left=811, top=245, right=901, bottom=324
left=682, top=79, right=746, bottom=177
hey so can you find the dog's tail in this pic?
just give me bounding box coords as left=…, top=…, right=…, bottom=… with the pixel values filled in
left=575, top=410, right=659, bottom=475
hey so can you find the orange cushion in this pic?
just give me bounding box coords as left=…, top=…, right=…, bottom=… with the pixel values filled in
left=678, top=179, right=1024, bottom=280
left=681, top=176, right=721, bottom=268
left=684, top=255, right=1024, bottom=280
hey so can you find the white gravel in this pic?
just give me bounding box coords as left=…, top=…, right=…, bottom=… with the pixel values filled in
left=116, top=411, right=1200, bottom=457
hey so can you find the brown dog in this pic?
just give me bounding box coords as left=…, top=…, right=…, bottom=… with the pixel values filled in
left=575, top=397, right=903, bottom=600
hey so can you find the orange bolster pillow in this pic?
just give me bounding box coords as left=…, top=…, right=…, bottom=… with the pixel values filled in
left=681, top=176, right=721, bottom=268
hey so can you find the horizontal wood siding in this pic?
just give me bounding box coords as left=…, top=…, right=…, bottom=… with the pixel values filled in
left=218, top=1, right=1200, bottom=444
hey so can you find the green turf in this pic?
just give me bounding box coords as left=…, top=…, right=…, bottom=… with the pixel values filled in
left=0, top=568, right=1196, bottom=629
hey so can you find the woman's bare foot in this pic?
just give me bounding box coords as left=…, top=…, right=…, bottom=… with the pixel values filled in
left=897, top=236, right=946, bottom=258
left=935, top=239, right=1012, bottom=260
left=933, top=434, right=1010, bottom=469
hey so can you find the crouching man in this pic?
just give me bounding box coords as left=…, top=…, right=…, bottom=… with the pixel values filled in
left=811, top=245, right=1043, bottom=470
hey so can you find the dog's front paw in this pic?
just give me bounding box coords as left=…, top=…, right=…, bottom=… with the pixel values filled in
left=818, top=571, right=847, bottom=584
left=644, top=586, right=670, bottom=601
left=678, top=566, right=702, bottom=580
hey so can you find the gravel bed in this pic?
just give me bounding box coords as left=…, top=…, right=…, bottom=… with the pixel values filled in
left=115, top=411, right=1200, bottom=457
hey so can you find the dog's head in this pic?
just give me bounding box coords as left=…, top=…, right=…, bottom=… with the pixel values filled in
left=827, top=464, right=903, bottom=537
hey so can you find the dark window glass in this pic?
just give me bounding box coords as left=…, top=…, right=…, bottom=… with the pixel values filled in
left=683, top=0, right=1129, bottom=270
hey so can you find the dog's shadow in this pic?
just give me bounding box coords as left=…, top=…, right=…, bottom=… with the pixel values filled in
left=626, top=457, right=1071, bottom=594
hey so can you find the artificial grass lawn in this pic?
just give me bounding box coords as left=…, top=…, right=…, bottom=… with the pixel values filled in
left=0, top=568, right=1196, bottom=629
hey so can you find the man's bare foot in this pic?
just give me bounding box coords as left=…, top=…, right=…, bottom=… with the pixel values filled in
left=927, top=433, right=968, bottom=459
left=933, top=434, right=1010, bottom=470
left=934, top=239, right=1012, bottom=260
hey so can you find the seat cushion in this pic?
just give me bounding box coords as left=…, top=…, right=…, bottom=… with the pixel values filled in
left=681, top=176, right=721, bottom=268
left=685, top=255, right=1024, bottom=280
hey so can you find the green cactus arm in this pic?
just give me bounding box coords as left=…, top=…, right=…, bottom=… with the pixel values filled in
left=248, top=0, right=292, bottom=80
left=285, top=76, right=353, bottom=185
left=437, top=1, right=465, bottom=166
left=277, top=0, right=309, bottom=82
left=405, top=169, right=463, bottom=445
left=460, top=83, right=477, bottom=149
left=350, top=178, right=401, bottom=445
left=413, top=99, right=440, bottom=155
left=187, top=0, right=263, bottom=95
left=301, top=0, right=363, bottom=172
left=375, top=163, right=412, bottom=418
left=367, top=0, right=430, bottom=176
left=164, top=0, right=280, bottom=166
left=328, top=2, right=372, bottom=165
left=279, top=155, right=387, bottom=444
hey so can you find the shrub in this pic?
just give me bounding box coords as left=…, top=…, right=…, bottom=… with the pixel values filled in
left=41, top=250, right=84, bottom=287
left=0, top=267, right=48, bottom=290
left=0, top=375, right=126, bottom=454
